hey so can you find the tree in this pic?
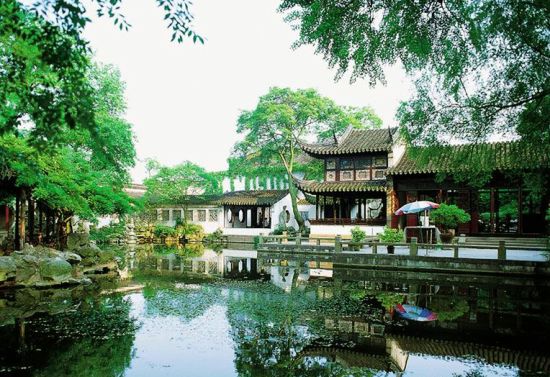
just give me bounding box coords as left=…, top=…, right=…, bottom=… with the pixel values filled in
left=143, top=161, right=221, bottom=215
left=1, top=0, right=201, bottom=147
left=279, top=0, right=550, bottom=153
left=232, top=87, right=381, bottom=231
left=0, top=63, right=137, bottom=249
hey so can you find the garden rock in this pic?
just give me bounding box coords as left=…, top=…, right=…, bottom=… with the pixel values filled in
left=0, top=256, right=16, bottom=282
left=67, top=233, right=90, bottom=251
left=39, top=257, right=73, bottom=283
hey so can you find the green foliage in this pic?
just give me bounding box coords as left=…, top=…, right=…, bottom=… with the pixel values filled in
left=0, top=62, right=136, bottom=219
left=89, top=222, right=126, bottom=244
left=204, top=228, right=224, bottom=244
left=143, top=161, right=221, bottom=206
left=378, top=226, right=404, bottom=243
left=280, top=0, right=550, bottom=195
left=280, top=0, right=549, bottom=150
left=350, top=226, right=366, bottom=243
left=153, top=224, right=177, bottom=238
left=233, top=87, right=381, bottom=231
left=431, top=203, right=471, bottom=231
left=175, top=222, right=205, bottom=241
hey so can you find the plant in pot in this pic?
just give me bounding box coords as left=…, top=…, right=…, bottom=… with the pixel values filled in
left=430, top=204, right=471, bottom=243
left=378, top=226, right=404, bottom=254
left=350, top=226, right=366, bottom=251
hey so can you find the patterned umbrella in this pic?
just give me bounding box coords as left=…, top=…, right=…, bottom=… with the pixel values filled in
left=394, top=201, right=439, bottom=215
left=394, top=304, right=438, bottom=322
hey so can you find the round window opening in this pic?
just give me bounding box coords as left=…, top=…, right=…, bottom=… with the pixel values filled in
left=238, top=210, right=244, bottom=222
left=227, top=209, right=232, bottom=223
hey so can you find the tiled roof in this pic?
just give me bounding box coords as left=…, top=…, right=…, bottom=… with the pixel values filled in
left=295, top=178, right=387, bottom=194
left=387, top=141, right=550, bottom=176
left=300, top=127, right=396, bottom=156
left=217, top=190, right=288, bottom=206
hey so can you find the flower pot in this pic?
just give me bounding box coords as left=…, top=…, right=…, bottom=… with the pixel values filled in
left=387, top=244, right=395, bottom=254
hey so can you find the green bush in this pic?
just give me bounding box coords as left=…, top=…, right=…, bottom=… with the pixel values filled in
left=204, top=228, right=224, bottom=244
left=153, top=224, right=177, bottom=238
left=90, top=222, right=126, bottom=244
left=270, top=224, right=286, bottom=235
left=430, top=203, right=471, bottom=231
left=175, top=222, right=205, bottom=241
left=350, top=226, right=366, bottom=243
left=378, top=226, right=404, bottom=243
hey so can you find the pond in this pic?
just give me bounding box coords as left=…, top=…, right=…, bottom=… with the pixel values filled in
left=0, top=243, right=549, bottom=377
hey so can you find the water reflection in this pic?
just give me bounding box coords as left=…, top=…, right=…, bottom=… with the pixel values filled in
left=0, top=244, right=548, bottom=376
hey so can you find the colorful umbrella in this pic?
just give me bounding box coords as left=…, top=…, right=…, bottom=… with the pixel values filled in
left=394, top=304, right=438, bottom=322
left=394, top=201, right=439, bottom=215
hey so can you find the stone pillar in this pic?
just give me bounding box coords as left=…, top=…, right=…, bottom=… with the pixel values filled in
left=335, top=235, right=342, bottom=252
left=410, top=237, right=418, bottom=256
left=498, top=241, right=506, bottom=260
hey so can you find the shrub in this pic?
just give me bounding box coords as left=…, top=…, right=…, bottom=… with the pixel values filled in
left=350, top=226, right=366, bottom=243
left=430, top=203, right=471, bottom=231
left=175, top=222, right=205, bottom=241
left=153, top=224, right=177, bottom=238
left=204, top=228, right=224, bottom=244
left=378, top=226, right=404, bottom=243
left=270, top=224, right=287, bottom=235
left=90, top=222, right=126, bottom=244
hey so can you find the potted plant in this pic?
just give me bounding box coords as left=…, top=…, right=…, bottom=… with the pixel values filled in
left=350, top=226, right=366, bottom=251
left=430, top=203, right=471, bottom=243
left=378, top=226, right=404, bottom=254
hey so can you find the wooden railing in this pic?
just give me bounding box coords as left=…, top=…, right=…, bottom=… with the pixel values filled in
left=309, top=218, right=386, bottom=226
left=257, top=235, right=531, bottom=261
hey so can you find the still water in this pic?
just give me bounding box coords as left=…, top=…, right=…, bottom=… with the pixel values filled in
left=0, top=243, right=549, bottom=376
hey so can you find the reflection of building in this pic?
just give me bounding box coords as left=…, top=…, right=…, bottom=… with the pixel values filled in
left=297, top=127, right=549, bottom=236
left=299, top=317, right=408, bottom=374
left=132, top=247, right=258, bottom=278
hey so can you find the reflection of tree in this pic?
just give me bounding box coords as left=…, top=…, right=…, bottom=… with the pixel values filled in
left=141, top=282, right=221, bottom=321
left=429, top=296, right=470, bottom=322
left=21, top=295, right=137, bottom=377
left=225, top=283, right=378, bottom=377
left=34, top=335, right=135, bottom=377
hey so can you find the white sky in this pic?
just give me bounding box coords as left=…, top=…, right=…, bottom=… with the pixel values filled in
left=83, top=0, right=412, bottom=183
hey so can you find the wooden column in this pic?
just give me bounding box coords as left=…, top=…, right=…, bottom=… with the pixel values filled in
left=333, top=196, right=336, bottom=224
left=14, top=195, right=20, bottom=250
left=315, top=195, right=319, bottom=220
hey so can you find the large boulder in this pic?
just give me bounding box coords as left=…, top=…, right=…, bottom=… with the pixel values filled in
left=66, top=233, right=90, bottom=251
left=75, top=245, right=100, bottom=259
left=13, top=254, right=41, bottom=286
left=39, top=257, right=72, bottom=283
left=0, top=256, right=16, bottom=283
left=59, top=251, right=82, bottom=265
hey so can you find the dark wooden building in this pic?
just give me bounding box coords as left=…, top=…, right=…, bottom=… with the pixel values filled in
left=297, top=127, right=549, bottom=236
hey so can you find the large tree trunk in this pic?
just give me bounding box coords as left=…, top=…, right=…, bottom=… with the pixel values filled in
left=289, top=178, right=305, bottom=232
left=27, top=196, right=34, bottom=245
left=16, top=189, right=27, bottom=250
